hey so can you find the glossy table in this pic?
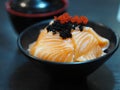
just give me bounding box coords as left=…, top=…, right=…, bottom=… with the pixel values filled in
left=0, top=0, right=120, bottom=90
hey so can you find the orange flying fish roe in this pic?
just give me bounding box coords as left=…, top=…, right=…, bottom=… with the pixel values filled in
left=71, top=15, right=82, bottom=24
left=54, top=13, right=71, bottom=24
left=54, top=13, right=88, bottom=25
left=80, top=16, right=88, bottom=24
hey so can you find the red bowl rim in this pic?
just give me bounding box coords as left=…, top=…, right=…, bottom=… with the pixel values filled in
left=5, top=0, right=68, bottom=18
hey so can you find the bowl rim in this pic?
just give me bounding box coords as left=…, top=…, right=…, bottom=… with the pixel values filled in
left=5, top=0, right=68, bottom=18
left=17, top=20, right=120, bottom=65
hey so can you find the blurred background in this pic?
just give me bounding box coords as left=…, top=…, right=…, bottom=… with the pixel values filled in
left=1, top=0, right=120, bottom=35
left=0, top=0, right=120, bottom=90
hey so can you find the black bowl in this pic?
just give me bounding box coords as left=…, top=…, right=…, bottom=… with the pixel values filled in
left=18, top=20, right=119, bottom=79
left=6, top=0, right=68, bottom=33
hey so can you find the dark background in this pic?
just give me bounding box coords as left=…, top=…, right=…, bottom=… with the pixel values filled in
left=0, top=0, right=120, bottom=90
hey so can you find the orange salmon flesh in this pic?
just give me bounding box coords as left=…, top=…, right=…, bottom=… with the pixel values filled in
left=28, top=27, right=109, bottom=62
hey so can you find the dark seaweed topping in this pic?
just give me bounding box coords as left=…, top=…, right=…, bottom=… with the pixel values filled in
left=71, top=23, right=78, bottom=29
left=46, top=13, right=88, bottom=39
left=79, top=25, right=83, bottom=31
left=47, top=25, right=52, bottom=31
left=60, top=30, right=72, bottom=39
left=47, top=21, right=73, bottom=39
left=46, top=20, right=87, bottom=39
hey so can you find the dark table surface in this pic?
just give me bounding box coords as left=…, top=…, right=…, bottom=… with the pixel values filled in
left=0, top=0, right=120, bottom=90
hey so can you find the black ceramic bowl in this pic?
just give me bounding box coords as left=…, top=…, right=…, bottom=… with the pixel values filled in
left=18, top=20, right=119, bottom=79
left=6, top=0, right=68, bottom=33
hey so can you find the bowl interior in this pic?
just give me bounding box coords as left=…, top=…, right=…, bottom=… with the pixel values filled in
left=18, top=20, right=119, bottom=65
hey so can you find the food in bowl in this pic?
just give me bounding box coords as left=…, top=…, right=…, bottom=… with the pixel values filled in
left=28, top=13, right=109, bottom=63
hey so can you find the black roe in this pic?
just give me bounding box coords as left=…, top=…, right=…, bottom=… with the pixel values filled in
left=46, top=20, right=84, bottom=39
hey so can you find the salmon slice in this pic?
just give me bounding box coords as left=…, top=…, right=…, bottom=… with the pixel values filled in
left=29, top=29, right=74, bottom=62
left=83, top=27, right=109, bottom=50
left=72, top=30, right=98, bottom=60
left=72, top=27, right=109, bottom=62
left=75, top=42, right=102, bottom=62
left=28, top=29, right=48, bottom=55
